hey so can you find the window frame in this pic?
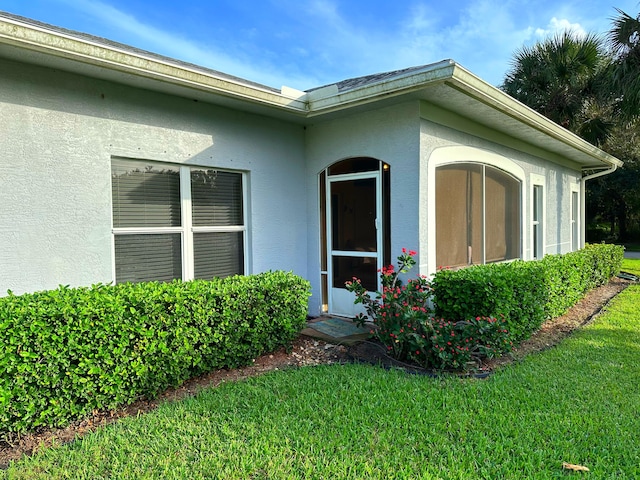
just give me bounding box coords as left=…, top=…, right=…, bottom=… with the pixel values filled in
left=427, top=146, right=526, bottom=274
left=434, top=162, right=522, bottom=268
left=110, top=158, right=248, bottom=283
left=570, top=183, right=580, bottom=252
left=530, top=173, right=546, bottom=260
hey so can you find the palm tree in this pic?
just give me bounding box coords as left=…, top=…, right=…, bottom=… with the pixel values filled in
left=607, top=8, right=640, bottom=118
left=502, top=13, right=640, bottom=241
left=501, top=31, right=612, bottom=145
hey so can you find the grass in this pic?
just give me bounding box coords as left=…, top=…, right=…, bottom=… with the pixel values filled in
left=3, top=287, right=640, bottom=479
left=622, top=257, right=640, bottom=276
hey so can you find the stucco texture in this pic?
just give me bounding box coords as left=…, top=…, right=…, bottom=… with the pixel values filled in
left=0, top=58, right=307, bottom=295
left=419, top=115, right=582, bottom=274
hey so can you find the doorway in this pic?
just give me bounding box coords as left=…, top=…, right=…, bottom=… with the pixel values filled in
left=319, top=158, right=390, bottom=317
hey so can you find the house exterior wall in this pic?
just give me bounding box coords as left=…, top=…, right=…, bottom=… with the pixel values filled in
left=0, top=58, right=307, bottom=295
left=419, top=101, right=582, bottom=274
left=304, top=102, right=421, bottom=315
left=0, top=56, right=589, bottom=317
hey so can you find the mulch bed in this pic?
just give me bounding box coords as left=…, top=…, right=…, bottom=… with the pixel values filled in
left=0, top=276, right=632, bottom=468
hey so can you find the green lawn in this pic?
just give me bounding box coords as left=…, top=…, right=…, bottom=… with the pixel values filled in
left=3, top=286, right=640, bottom=479
left=622, top=257, right=640, bottom=276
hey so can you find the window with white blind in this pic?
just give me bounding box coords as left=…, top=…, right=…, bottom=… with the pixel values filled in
left=531, top=174, right=546, bottom=260
left=111, top=159, right=245, bottom=283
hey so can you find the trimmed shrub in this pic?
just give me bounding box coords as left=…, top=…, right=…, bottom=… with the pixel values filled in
left=431, top=261, right=547, bottom=343
left=432, top=243, right=624, bottom=342
left=0, top=271, right=310, bottom=437
left=541, top=243, right=623, bottom=318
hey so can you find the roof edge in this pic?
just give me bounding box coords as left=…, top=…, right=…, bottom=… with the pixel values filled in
left=303, top=60, right=622, bottom=169
left=0, top=12, right=624, bottom=170
left=305, top=60, right=456, bottom=112
left=447, top=64, right=623, bottom=169
left=0, top=12, right=309, bottom=114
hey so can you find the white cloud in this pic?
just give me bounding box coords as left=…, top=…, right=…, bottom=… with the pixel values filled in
left=43, top=0, right=526, bottom=88
left=382, top=0, right=540, bottom=85
left=535, top=17, right=588, bottom=38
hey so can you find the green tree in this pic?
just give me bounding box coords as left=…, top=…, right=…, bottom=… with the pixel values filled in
left=587, top=118, right=640, bottom=240
left=502, top=31, right=613, bottom=145
left=502, top=10, right=640, bottom=241
left=590, top=8, right=640, bottom=240
left=608, top=8, right=640, bottom=119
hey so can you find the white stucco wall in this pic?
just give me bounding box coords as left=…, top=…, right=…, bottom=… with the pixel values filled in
left=419, top=111, right=582, bottom=274
left=304, top=102, right=422, bottom=315
left=0, top=57, right=587, bottom=319
left=302, top=99, right=584, bottom=314
left=0, top=58, right=307, bottom=295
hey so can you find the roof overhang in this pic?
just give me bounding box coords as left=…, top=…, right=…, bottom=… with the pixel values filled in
left=0, top=12, right=622, bottom=170
left=0, top=12, right=310, bottom=119
left=301, top=62, right=622, bottom=170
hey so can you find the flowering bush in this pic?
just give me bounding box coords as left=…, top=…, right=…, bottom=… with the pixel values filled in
left=346, top=248, right=431, bottom=359
left=424, top=316, right=512, bottom=370
left=346, top=249, right=513, bottom=371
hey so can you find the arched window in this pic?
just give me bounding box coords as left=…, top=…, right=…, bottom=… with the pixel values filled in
left=436, top=163, right=521, bottom=268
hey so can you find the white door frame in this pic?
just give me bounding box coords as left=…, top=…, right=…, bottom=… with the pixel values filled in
left=326, top=171, right=382, bottom=317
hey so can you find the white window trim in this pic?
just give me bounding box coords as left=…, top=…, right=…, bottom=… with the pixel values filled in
left=110, top=158, right=248, bottom=283
left=427, top=146, right=526, bottom=274
left=180, top=166, right=194, bottom=280
left=530, top=173, right=546, bottom=260
left=570, top=182, right=580, bottom=252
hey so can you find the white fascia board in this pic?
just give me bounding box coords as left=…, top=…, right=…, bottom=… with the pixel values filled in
left=306, top=60, right=457, bottom=113
left=0, top=16, right=308, bottom=114
left=280, top=85, right=308, bottom=100
left=447, top=64, right=623, bottom=169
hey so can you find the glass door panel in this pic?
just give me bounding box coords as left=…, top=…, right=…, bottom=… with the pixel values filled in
left=328, top=173, right=380, bottom=316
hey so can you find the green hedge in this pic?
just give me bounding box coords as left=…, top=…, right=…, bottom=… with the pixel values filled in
left=431, top=244, right=624, bottom=343
left=431, top=260, right=547, bottom=342
left=0, top=271, right=310, bottom=437
left=541, top=243, right=623, bottom=318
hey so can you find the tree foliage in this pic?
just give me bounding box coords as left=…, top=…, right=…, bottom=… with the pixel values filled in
left=502, top=32, right=611, bottom=143
left=502, top=8, right=640, bottom=241
left=608, top=8, right=640, bottom=119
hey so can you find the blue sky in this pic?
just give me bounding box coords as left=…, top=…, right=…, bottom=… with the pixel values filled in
left=1, top=0, right=638, bottom=89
